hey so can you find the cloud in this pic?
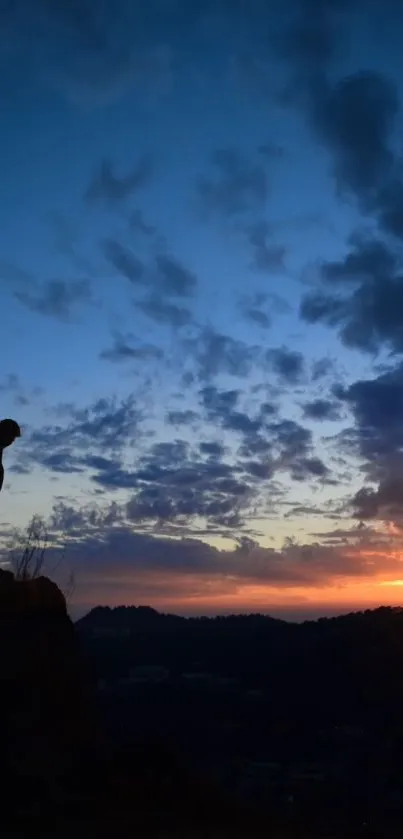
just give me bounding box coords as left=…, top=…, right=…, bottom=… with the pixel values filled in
left=311, top=357, right=335, bottom=381
left=197, top=148, right=269, bottom=219
left=166, top=409, right=200, bottom=427
left=153, top=253, right=197, bottom=297
left=300, top=235, right=403, bottom=353
left=310, top=63, right=403, bottom=252
left=20, top=393, right=325, bottom=532
left=19, top=408, right=259, bottom=533
left=282, top=10, right=403, bottom=244
left=302, top=398, right=342, bottom=421
left=20, top=497, right=403, bottom=613
left=101, top=238, right=145, bottom=284
left=199, top=385, right=263, bottom=436
left=320, top=237, right=397, bottom=285
left=85, top=156, right=153, bottom=206
left=238, top=288, right=291, bottom=329
left=136, top=295, right=193, bottom=327
left=377, top=180, right=403, bottom=241
left=128, top=209, right=156, bottom=236
left=281, top=9, right=403, bottom=357
left=279, top=0, right=352, bottom=105
left=331, top=363, right=403, bottom=525
left=0, top=374, right=44, bottom=408
left=3, top=1, right=174, bottom=104
left=312, top=71, right=398, bottom=204
left=14, top=394, right=144, bottom=476
left=119, top=439, right=254, bottom=531
left=13, top=382, right=332, bottom=545
left=266, top=418, right=311, bottom=464
left=246, top=221, right=286, bottom=273
left=50, top=498, right=122, bottom=532
left=0, top=373, right=20, bottom=392
left=352, top=478, right=403, bottom=522
left=290, top=456, right=330, bottom=481
left=238, top=414, right=330, bottom=485
left=200, top=385, right=240, bottom=414
left=185, top=326, right=262, bottom=381
left=238, top=291, right=272, bottom=328
left=266, top=347, right=305, bottom=384
left=14, top=279, right=93, bottom=321
left=199, top=440, right=227, bottom=458
left=101, top=236, right=197, bottom=321
left=341, top=363, right=403, bottom=463
left=100, top=332, right=164, bottom=363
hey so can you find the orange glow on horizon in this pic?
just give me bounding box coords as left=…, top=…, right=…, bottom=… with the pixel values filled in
left=74, top=574, right=403, bottom=619
left=70, top=524, right=403, bottom=619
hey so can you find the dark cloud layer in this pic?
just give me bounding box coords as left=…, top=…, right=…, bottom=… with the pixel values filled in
left=14, top=498, right=400, bottom=614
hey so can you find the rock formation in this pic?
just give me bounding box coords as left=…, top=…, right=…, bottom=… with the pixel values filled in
left=0, top=569, right=95, bottom=788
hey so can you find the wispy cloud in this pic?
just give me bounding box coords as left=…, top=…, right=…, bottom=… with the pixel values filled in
left=85, top=156, right=154, bottom=206
left=15, top=279, right=93, bottom=322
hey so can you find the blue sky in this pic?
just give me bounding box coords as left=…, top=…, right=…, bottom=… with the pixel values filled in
left=2, top=0, right=403, bottom=618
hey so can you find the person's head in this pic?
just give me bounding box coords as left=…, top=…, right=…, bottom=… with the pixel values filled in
left=0, top=418, right=21, bottom=449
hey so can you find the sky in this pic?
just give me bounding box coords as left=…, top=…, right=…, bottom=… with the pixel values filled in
left=2, top=0, right=403, bottom=620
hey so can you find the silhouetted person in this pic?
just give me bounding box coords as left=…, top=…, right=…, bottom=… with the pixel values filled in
left=0, top=419, right=21, bottom=492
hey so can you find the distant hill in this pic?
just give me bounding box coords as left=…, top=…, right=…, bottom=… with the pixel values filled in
left=75, top=604, right=292, bottom=645
left=77, top=603, right=172, bottom=627
left=76, top=601, right=403, bottom=634
left=73, top=602, right=403, bottom=836
left=75, top=603, right=403, bottom=690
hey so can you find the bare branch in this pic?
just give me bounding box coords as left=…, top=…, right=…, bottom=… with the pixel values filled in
left=11, top=514, right=48, bottom=581
left=9, top=515, right=76, bottom=607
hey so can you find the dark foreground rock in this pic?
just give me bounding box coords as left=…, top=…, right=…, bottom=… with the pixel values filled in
left=0, top=569, right=96, bottom=828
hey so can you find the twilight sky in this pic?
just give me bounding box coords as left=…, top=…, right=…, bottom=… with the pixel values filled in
left=2, top=0, right=403, bottom=619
